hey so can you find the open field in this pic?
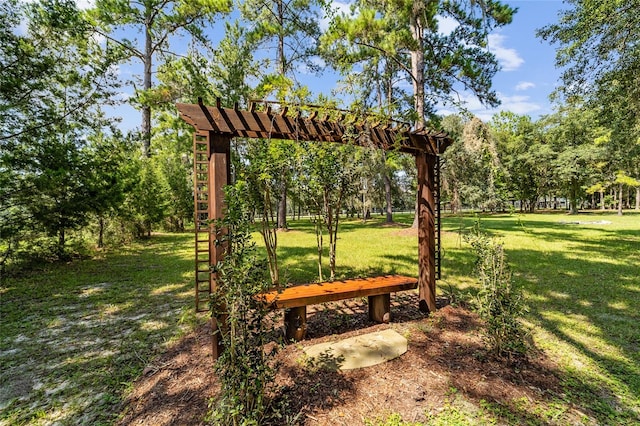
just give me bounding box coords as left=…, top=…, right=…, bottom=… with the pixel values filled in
left=275, top=211, right=640, bottom=424
left=0, top=235, right=199, bottom=425
left=1, top=212, right=638, bottom=424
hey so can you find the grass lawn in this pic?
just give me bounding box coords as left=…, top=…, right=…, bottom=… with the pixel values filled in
left=273, top=211, right=640, bottom=424
left=0, top=234, right=199, bottom=425
left=438, top=212, right=640, bottom=425
left=1, top=211, right=638, bottom=425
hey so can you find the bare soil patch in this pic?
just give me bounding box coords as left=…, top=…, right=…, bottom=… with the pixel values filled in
left=117, top=296, right=566, bottom=425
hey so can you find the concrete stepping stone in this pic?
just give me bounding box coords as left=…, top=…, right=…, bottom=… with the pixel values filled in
left=302, top=329, right=408, bottom=370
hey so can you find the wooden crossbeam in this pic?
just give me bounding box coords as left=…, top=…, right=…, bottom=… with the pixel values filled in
left=176, top=102, right=451, bottom=155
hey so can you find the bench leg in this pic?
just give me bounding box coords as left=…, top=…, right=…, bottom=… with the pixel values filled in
left=368, top=294, right=391, bottom=323
left=284, top=306, right=307, bottom=341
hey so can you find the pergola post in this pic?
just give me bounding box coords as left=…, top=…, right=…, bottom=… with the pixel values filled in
left=209, top=134, right=231, bottom=359
left=416, top=152, right=437, bottom=313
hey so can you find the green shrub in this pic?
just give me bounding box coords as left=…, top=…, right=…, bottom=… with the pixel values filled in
left=466, top=220, right=529, bottom=358
left=207, top=181, right=282, bottom=426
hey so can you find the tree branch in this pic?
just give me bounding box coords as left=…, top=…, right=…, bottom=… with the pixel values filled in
left=353, top=41, right=417, bottom=85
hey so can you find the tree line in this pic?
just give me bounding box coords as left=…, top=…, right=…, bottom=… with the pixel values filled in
left=1, top=0, right=638, bottom=274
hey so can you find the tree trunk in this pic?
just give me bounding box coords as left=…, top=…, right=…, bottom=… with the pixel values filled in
left=569, top=178, right=579, bottom=214
left=384, top=168, right=393, bottom=223
left=314, top=212, right=323, bottom=281
left=277, top=180, right=287, bottom=229
left=57, top=228, right=66, bottom=260
left=277, top=0, right=285, bottom=76
left=98, top=216, right=105, bottom=248
left=618, top=183, right=623, bottom=215
left=142, top=7, right=153, bottom=158
left=409, top=2, right=425, bottom=229
left=636, top=187, right=639, bottom=211
left=261, top=191, right=279, bottom=285
left=411, top=197, right=419, bottom=228
left=626, top=186, right=631, bottom=209
left=600, top=189, right=605, bottom=210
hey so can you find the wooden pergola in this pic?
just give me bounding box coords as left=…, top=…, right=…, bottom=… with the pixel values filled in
left=177, top=99, right=452, bottom=355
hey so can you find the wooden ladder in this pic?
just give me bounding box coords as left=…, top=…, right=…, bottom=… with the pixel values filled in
left=434, top=155, right=441, bottom=280
left=193, top=131, right=212, bottom=312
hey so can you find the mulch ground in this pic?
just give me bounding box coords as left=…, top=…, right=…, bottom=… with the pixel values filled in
left=116, top=295, right=566, bottom=425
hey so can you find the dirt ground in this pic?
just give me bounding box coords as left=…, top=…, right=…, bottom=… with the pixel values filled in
left=116, top=294, right=567, bottom=425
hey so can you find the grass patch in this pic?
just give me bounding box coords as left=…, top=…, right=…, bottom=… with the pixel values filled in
left=271, top=212, right=640, bottom=424
left=1, top=212, right=638, bottom=425
left=443, top=212, right=639, bottom=424
left=0, top=234, right=199, bottom=425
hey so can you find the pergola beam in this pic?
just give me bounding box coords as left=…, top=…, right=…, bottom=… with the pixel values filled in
left=176, top=101, right=451, bottom=155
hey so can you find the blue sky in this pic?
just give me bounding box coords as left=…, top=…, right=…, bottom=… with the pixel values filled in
left=461, top=0, right=567, bottom=121
left=309, top=0, right=568, bottom=122
left=77, top=0, right=569, bottom=130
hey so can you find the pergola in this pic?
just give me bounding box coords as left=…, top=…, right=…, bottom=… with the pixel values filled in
left=177, top=99, right=452, bottom=355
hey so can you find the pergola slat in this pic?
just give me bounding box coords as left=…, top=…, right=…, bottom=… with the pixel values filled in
left=176, top=102, right=451, bottom=155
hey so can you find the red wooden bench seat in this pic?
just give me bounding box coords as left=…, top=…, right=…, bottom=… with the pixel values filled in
left=259, top=275, right=418, bottom=341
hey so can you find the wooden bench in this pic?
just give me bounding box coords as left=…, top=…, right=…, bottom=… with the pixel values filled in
left=259, top=275, right=418, bottom=341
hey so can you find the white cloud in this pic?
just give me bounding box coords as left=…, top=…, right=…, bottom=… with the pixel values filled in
left=438, top=91, right=542, bottom=121
left=115, top=91, right=132, bottom=101
left=436, top=15, right=458, bottom=36
left=515, top=81, right=535, bottom=91
left=107, top=64, right=122, bottom=77
left=74, top=0, right=95, bottom=9
left=321, top=1, right=353, bottom=31
left=457, top=93, right=485, bottom=111
left=22, top=0, right=94, bottom=8
left=487, top=33, right=524, bottom=72
left=497, top=94, right=542, bottom=115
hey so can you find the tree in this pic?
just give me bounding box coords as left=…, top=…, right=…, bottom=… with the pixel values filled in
left=538, top=0, right=640, bottom=206
left=92, top=0, right=231, bottom=156
left=301, top=143, right=357, bottom=281
left=460, top=117, right=502, bottom=211
left=152, top=111, right=193, bottom=231
left=491, top=112, right=554, bottom=212
left=322, top=0, right=515, bottom=126
left=542, top=102, right=604, bottom=214
left=538, top=0, right=639, bottom=102
left=322, top=0, right=515, bottom=227
left=123, top=158, right=169, bottom=237
left=439, top=114, right=465, bottom=213
left=440, top=116, right=503, bottom=212
left=239, top=137, right=305, bottom=285
left=238, top=0, right=329, bottom=230
left=1, top=0, right=122, bottom=261
left=613, top=172, right=640, bottom=215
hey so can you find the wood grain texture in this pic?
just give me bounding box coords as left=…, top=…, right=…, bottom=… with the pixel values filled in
left=176, top=102, right=453, bottom=155
left=261, top=275, right=418, bottom=309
